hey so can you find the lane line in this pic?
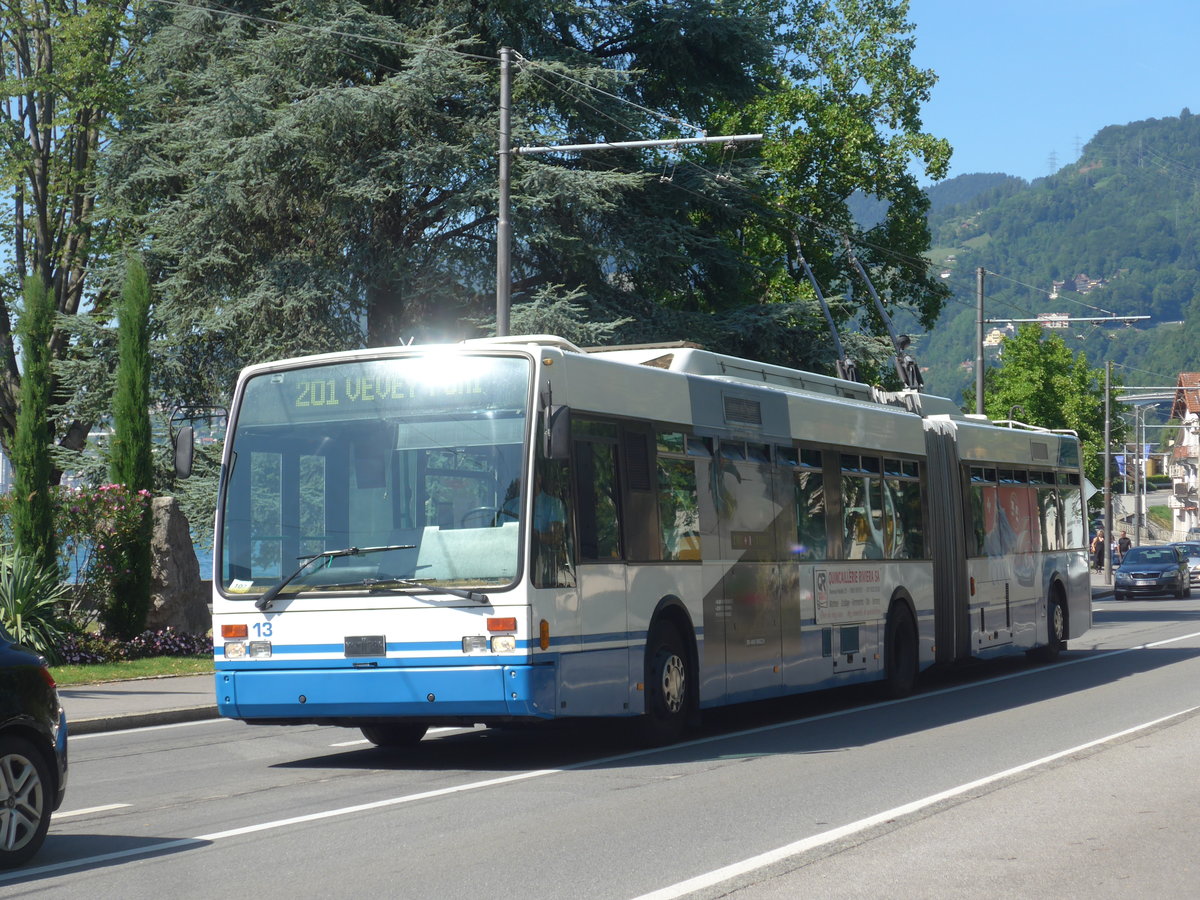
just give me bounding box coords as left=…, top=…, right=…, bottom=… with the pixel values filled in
left=54, top=804, right=131, bottom=820
left=70, top=719, right=231, bottom=741
left=630, top=705, right=1200, bottom=900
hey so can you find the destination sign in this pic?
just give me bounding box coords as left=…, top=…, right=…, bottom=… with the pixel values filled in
left=236, top=355, right=531, bottom=427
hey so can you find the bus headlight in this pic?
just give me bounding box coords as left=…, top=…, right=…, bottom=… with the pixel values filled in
left=224, top=641, right=247, bottom=660
left=490, top=635, right=516, bottom=653
left=248, top=641, right=273, bottom=658
left=462, top=635, right=489, bottom=653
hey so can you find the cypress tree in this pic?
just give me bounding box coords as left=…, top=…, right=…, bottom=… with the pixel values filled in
left=104, top=258, right=154, bottom=639
left=11, top=276, right=57, bottom=574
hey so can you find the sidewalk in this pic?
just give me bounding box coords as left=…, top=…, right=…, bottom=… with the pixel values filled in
left=59, top=673, right=218, bottom=735
left=58, top=573, right=1118, bottom=736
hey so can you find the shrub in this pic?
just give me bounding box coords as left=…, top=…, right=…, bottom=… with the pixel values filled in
left=0, top=550, right=70, bottom=664
left=55, top=627, right=212, bottom=664
left=0, top=483, right=155, bottom=635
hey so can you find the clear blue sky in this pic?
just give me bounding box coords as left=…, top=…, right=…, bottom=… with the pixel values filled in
left=906, top=0, right=1199, bottom=184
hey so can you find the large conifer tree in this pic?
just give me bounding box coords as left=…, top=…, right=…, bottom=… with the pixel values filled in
left=11, top=276, right=57, bottom=574
left=104, top=258, right=154, bottom=639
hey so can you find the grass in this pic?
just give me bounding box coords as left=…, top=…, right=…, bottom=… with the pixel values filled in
left=51, top=655, right=213, bottom=686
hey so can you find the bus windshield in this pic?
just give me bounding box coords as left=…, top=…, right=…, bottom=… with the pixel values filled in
left=218, top=354, right=531, bottom=598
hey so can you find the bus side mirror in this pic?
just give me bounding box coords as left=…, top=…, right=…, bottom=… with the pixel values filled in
left=544, top=406, right=570, bottom=461
left=174, top=425, right=195, bottom=478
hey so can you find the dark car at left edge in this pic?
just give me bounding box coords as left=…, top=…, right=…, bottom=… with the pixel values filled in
left=0, top=625, right=68, bottom=868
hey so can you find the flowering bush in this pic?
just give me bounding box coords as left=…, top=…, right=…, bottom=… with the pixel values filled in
left=56, top=628, right=212, bottom=665
left=54, top=483, right=153, bottom=630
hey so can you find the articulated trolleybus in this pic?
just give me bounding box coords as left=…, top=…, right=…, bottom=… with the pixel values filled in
left=212, top=335, right=1091, bottom=745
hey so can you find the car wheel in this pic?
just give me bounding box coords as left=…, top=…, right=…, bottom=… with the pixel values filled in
left=0, top=735, right=53, bottom=869
left=1114, top=591, right=1127, bottom=602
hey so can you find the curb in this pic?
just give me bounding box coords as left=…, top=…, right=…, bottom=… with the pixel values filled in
left=70, top=705, right=220, bottom=736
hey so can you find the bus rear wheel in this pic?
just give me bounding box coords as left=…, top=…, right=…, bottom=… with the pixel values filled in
left=360, top=723, right=429, bottom=748
left=1032, top=592, right=1065, bottom=662
left=640, top=622, right=690, bottom=746
left=882, top=604, right=919, bottom=699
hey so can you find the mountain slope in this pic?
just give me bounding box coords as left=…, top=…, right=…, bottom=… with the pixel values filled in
left=916, top=110, right=1200, bottom=401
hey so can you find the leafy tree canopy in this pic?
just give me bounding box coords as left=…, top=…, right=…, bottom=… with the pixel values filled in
left=965, top=323, right=1128, bottom=488
left=104, top=0, right=949, bottom=409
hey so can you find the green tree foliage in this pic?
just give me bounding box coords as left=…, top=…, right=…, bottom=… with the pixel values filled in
left=104, top=258, right=153, bottom=639
left=693, top=0, right=950, bottom=381
left=11, top=277, right=56, bottom=573
left=0, top=548, right=69, bottom=662
left=969, top=324, right=1126, bottom=487
left=0, top=0, right=135, bottom=471
left=104, top=0, right=949, bottom=404
left=110, top=258, right=153, bottom=492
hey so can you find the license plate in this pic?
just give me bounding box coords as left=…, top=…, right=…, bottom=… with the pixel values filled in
left=344, top=635, right=387, bottom=657
left=1135, top=580, right=1154, bottom=586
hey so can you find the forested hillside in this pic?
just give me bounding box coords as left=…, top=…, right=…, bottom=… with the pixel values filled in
left=916, top=111, right=1200, bottom=401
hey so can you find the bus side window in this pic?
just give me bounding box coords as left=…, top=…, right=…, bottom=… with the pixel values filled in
left=793, top=468, right=826, bottom=560
left=532, top=457, right=575, bottom=588
left=657, top=457, right=700, bottom=560
left=573, top=438, right=622, bottom=561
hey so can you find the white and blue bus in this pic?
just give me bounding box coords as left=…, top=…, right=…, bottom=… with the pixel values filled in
left=208, top=335, right=1091, bottom=745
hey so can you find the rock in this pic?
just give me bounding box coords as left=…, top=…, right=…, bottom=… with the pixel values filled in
left=147, top=496, right=210, bottom=634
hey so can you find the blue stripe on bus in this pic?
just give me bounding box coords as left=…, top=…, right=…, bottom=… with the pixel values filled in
left=213, top=630, right=670, bottom=658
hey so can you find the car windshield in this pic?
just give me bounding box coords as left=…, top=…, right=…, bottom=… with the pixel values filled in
left=219, top=353, right=531, bottom=597
left=1121, top=547, right=1175, bottom=565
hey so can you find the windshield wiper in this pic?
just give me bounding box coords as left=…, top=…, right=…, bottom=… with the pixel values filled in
left=266, top=576, right=491, bottom=605
left=255, top=544, right=415, bottom=611
left=379, top=578, right=490, bottom=605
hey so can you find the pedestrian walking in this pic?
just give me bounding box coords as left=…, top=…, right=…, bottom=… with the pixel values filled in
left=1091, top=528, right=1106, bottom=572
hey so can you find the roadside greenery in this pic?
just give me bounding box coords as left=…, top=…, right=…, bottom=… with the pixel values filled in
left=51, top=655, right=213, bottom=687
left=963, top=323, right=1127, bottom=489
left=0, top=549, right=71, bottom=663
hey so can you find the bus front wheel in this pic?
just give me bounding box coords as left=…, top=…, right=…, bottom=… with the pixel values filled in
left=640, top=622, right=690, bottom=746
left=360, top=723, right=429, bottom=748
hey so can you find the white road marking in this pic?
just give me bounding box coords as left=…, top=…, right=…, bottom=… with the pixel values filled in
left=71, top=718, right=231, bottom=741
left=630, top=705, right=1200, bottom=900
left=54, top=804, right=131, bottom=819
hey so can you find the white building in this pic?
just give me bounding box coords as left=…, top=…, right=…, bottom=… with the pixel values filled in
left=1169, top=373, right=1200, bottom=539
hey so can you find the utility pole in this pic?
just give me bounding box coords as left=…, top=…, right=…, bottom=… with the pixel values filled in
left=1104, top=360, right=1112, bottom=582
left=493, top=47, right=762, bottom=337
left=975, top=267, right=985, bottom=415
left=495, top=47, right=512, bottom=337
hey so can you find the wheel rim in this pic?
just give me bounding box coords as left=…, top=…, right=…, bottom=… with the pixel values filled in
left=1051, top=600, right=1065, bottom=643
left=0, top=751, right=45, bottom=853
left=660, top=652, right=686, bottom=714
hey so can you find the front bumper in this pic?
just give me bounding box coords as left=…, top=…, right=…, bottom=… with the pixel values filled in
left=215, top=664, right=558, bottom=723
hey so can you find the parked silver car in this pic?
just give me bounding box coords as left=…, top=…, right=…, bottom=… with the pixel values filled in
left=1172, top=541, right=1200, bottom=586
